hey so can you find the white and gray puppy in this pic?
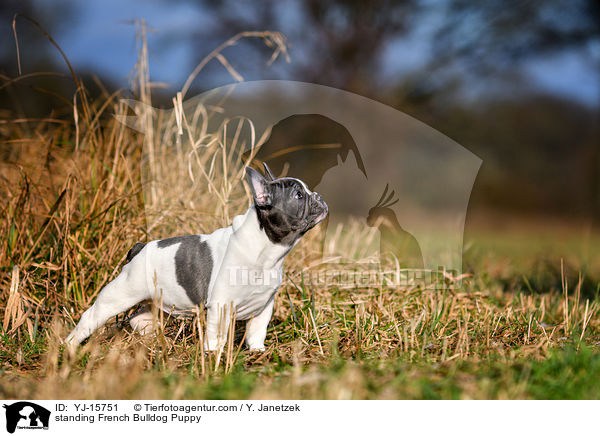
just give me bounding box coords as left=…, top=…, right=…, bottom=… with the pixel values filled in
left=65, top=163, right=328, bottom=351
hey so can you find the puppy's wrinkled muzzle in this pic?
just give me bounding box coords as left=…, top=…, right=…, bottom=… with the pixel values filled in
left=311, top=192, right=328, bottom=224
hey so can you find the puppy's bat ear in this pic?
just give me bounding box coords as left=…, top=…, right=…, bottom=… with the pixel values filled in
left=246, top=166, right=271, bottom=207
left=262, top=162, right=276, bottom=181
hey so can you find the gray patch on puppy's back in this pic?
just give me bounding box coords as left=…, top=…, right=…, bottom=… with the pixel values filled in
left=157, top=236, right=191, bottom=248
left=126, top=242, right=146, bottom=262
left=158, top=235, right=212, bottom=305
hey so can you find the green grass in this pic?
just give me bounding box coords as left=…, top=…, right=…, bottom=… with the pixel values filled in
left=0, top=268, right=598, bottom=400
left=5, top=333, right=596, bottom=400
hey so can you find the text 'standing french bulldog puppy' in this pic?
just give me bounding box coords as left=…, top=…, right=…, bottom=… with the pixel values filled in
left=65, top=163, right=328, bottom=351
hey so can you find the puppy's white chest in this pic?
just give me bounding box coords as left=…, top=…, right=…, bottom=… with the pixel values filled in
left=226, top=264, right=283, bottom=319
left=203, top=208, right=290, bottom=319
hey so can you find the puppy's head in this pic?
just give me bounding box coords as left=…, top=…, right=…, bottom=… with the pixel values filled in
left=246, top=163, right=328, bottom=246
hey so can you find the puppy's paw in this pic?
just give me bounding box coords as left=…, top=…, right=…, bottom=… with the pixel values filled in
left=204, top=337, right=225, bottom=353
left=247, top=343, right=266, bottom=352
left=129, top=311, right=156, bottom=336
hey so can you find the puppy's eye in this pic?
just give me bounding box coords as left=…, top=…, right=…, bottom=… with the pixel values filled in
left=295, top=191, right=304, bottom=200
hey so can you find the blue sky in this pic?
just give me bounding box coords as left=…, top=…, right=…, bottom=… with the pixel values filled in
left=35, top=0, right=600, bottom=106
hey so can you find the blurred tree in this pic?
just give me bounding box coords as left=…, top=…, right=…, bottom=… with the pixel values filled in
left=179, top=0, right=599, bottom=98
left=424, top=0, right=599, bottom=222
left=178, top=0, right=418, bottom=95
left=177, top=0, right=599, bottom=221
left=432, top=0, right=599, bottom=71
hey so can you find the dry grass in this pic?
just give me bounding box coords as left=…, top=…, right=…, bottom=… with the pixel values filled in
left=1, top=21, right=599, bottom=400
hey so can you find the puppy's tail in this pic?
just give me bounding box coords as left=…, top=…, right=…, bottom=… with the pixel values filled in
left=126, top=242, right=147, bottom=262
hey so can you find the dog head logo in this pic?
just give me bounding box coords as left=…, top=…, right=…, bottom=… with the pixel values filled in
left=3, top=402, right=50, bottom=433
left=117, top=80, right=481, bottom=280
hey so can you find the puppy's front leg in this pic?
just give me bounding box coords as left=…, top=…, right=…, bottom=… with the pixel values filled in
left=245, top=296, right=275, bottom=351
left=205, top=303, right=232, bottom=352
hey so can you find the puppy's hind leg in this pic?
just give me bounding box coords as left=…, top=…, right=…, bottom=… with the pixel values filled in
left=128, top=304, right=156, bottom=336
left=65, top=265, right=149, bottom=347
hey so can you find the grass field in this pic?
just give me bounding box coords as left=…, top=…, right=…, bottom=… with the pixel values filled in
left=1, top=29, right=599, bottom=401
left=1, top=219, right=599, bottom=399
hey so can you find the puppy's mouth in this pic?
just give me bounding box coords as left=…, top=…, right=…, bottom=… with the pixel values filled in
left=311, top=203, right=328, bottom=225
left=316, top=206, right=328, bottom=223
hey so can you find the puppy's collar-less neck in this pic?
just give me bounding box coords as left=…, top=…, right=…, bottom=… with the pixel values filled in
left=232, top=206, right=293, bottom=266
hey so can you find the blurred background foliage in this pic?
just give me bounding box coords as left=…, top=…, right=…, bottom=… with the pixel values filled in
left=0, top=0, right=598, bottom=222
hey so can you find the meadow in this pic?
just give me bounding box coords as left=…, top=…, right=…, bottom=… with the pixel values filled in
left=1, top=28, right=599, bottom=400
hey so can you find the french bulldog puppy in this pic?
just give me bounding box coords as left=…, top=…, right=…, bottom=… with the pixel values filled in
left=65, top=163, right=328, bottom=351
